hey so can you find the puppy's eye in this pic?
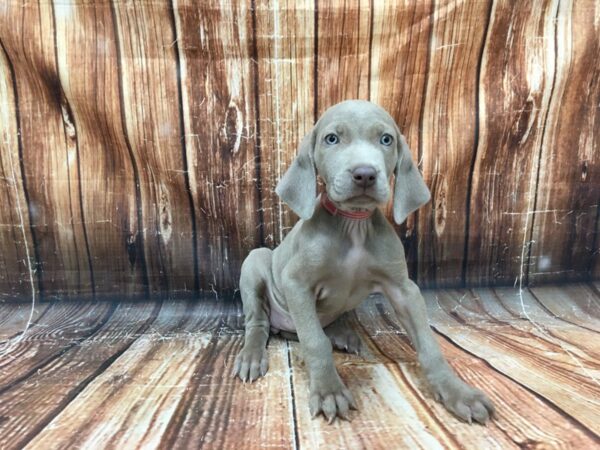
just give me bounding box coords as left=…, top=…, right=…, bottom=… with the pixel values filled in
left=324, top=133, right=339, bottom=145
left=380, top=133, right=394, bottom=146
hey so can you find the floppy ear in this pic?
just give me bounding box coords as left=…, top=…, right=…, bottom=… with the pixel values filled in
left=393, top=133, right=431, bottom=224
left=275, top=130, right=318, bottom=220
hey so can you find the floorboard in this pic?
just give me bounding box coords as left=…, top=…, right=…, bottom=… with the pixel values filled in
left=355, top=298, right=598, bottom=448
left=0, top=301, right=158, bottom=449
left=423, top=288, right=600, bottom=435
left=26, top=301, right=294, bottom=450
left=0, top=302, right=50, bottom=343
left=0, top=302, right=115, bottom=390
left=530, top=284, right=600, bottom=331
left=0, top=284, right=598, bottom=449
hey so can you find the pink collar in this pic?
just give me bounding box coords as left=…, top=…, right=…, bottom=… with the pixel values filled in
left=320, top=193, right=374, bottom=220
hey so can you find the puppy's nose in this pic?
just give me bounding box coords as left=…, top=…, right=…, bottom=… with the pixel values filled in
left=352, top=166, right=377, bottom=188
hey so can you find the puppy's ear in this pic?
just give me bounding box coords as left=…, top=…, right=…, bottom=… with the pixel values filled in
left=393, top=132, right=431, bottom=224
left=275, top=130, right=318, bottom=220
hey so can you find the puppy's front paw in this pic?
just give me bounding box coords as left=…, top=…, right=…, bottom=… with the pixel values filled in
left=233, top=345, right=269, bottom=382
left=309, top=376, right=357, bottom=423
left=429, top=375, right=495, bottom=424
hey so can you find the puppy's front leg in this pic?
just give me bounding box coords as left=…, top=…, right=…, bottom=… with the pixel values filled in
left=384, top=280, right=495, bottom=424
left=283, top=277, right=357, bottom=423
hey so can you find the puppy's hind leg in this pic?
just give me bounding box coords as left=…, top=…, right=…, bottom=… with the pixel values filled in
left=233, top=248, right=272, bottom=382
left=277, top=315, right=363, bottom=355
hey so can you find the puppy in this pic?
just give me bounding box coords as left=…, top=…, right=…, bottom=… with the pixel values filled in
left=233, top=100, right=494, bottom=424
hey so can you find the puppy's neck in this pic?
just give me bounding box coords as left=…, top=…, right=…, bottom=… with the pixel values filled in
left=319, top=193, right=375, bottom=245
left=320, top=193, right=375, bottom=220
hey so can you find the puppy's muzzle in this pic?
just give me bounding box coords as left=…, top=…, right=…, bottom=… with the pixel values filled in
left=351, top=166, right=377, bottom=188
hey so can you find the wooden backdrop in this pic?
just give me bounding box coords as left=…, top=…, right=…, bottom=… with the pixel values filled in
left=0, top=0, right=598, bottom=301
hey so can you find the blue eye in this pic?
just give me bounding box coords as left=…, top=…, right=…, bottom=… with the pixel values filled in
left=324, top=133, right=339, bottom=145
left=380, top=133, right=394, bottom=146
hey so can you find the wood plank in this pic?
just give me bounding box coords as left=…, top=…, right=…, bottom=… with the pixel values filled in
left=0, top=301, right=160, bottom=450
left=529, top=284, right=600, bottom=331
left=254, top=0, right=315, bottom=246
left=480, top=287, right=600, bottom=354
left=149, top=335, right=293, bottom=450
left=353, top=297, right=598, bottom=448
left=21, top=302, right=293, bottom=448
left=369, top=1, right=433, bottom=279
left=0, top=1, right=598, bottom=298
left=25, top=298, right=291, bottom=449
left=289, top=343, right=457, bottom=449
left=466, top=0, right=560, bottom=285
left=25, top=333, right=214, bottom=450
left=0, top=302, right=114, bottom=390
left=424, top=288, right=600, bottom=434
left=2, top=293, right=598, bottom=448
left=0, top=302, right=50, bottom=343
left=416, top=0, right=491, bottom=287
left=111, top=0, right=197, bottom=297
left=0, top=43, right=39, bottom=302
left=52, top=1, right=148, bottom=298
left=316, top=0, right=371, bottom=115
left=20, top=299, right=292, bottom=449
left=172, top=0, right=259, bottom=293
left=0, top=1, right=92, bottom=298
left=528, top=0, right=600, bottom=284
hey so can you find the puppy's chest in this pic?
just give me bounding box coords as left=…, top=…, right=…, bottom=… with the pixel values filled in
left=340, top=245, right=371, bottom=279
left=316, top=240, right=375, bottom=311
left=338, top=224, right=375, bottom=281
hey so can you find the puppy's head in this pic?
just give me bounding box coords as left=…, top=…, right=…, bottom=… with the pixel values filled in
left=276, top=100, right=430, bottom=224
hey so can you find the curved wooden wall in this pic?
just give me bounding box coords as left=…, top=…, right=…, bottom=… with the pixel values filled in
left=0, top=0, right=598, bottom=301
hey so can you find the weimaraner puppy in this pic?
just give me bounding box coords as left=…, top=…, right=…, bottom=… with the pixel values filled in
left=233, top=100, right=495, bottom=424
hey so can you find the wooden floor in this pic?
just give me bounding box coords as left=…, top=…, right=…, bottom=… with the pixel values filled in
left=0, top=284, right=599, bottom=449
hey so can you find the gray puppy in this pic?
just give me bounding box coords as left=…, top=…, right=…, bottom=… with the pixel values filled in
left=233, top=100, right=494, bottom=424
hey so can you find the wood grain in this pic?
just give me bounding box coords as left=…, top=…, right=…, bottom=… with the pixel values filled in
left=0, top=301, right=160, bottom=449
left=529, top=283, right=600, bottom=331
left=158, top=335, right=293, bottom=450
left=173, top=0, right=260, bottom=294
left=417, top=0, right=490, bottom=287
left=527, top=0, right=600, bottom=284
left=111, top=0, right=196, bottom=297
left=354, top=296, right=598, bottom=448
left=0, top=302, right=114, bottom=390
left=466, top=0, right=561, bottom=286
left=595, top=228, right=600, bottom=279
left=370, top=0, right=433, bottom=279
left=0, top=1, right=92, bottom=299
left=0, top=43, right=39, bottom=302
left=0, top=1, right=598, bottom=300
left=0, top=286, right=598, bottom=448
left=52, top=1, right=149, bottom=299
left=315, top=0, right=372, bottom=114
left=424, top=288, right=600, bottom=434
left=25, top=333, right=214, bottom=450
left=290, top=349, right=458, bottom=449
left=481, top=287, right=600, bottom=354
left=23, top=300, right=291, bottom=450
left=254, top=0, right=315, bottom=246
left=0, top=302, right=49, bottom=343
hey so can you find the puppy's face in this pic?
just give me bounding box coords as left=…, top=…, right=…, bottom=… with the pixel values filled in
left=312, top=101, right=399, bottom=210
left=276, top=99, right=429, bottom=223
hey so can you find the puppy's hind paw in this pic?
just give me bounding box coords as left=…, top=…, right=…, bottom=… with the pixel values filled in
left=232, top=346, right=269, bottom=382
left=325, top=327, right=362, bottom=355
